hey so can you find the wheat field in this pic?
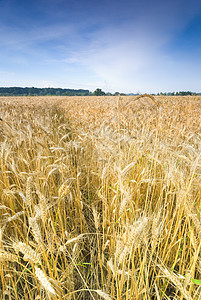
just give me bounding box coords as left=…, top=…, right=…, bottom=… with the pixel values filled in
left=0, top=95, right=201, bottom=299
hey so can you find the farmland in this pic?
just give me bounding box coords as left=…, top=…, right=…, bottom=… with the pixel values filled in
left=0, top=95, right=201, bottom=299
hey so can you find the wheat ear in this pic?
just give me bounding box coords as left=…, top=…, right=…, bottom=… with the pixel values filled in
left=26, top=176, right=33, bottom=206
left=0, top=250, right=18, bottom=262
left=29, top=217, right=43, bottom=245
left=13, top=241, right=41, bottom=264
left=35, top=266, right=57, bottom=296
left=94, top=290, right=112, bottom=300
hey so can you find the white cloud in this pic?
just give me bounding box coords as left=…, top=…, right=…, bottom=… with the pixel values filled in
left=59, top=1, right=201, bottom=93
left=1, top=0, right=201, bottom=92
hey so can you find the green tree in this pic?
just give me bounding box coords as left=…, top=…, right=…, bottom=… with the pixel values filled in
left=94, top=88, right=105, bottom=96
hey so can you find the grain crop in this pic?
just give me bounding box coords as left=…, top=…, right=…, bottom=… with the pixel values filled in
left=0, top=95, right=201, bottom=299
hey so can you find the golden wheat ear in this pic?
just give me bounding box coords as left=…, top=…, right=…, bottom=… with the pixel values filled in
left=28, top=217, right=43, bottom=245
left=35, top=266, right=57, bottom=296
left=26, top=176, right=33, bottom=206
left=13, top=241, right=41, bottom=264
left=93, top=290, right=112, bottom=300
left=0, top=249, right=18, bottom=262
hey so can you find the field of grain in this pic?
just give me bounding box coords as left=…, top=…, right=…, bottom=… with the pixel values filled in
left=0, top=95, right=201, bottom=299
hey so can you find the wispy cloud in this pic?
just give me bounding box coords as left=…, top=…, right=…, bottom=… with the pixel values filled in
left=64, top=0, right=201, bottom=92
left=1, top=0, right=201, bottom=92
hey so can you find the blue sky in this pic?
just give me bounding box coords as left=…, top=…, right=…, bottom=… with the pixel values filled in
left=1, top=0, right=201, bottom=93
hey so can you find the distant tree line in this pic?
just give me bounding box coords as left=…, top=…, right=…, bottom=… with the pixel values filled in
left=0, top=87, right=199, bottom=97
left=0, top=87, right=123, bottom=96
left=0, top=87, right=90, bottom=96
left=157, top=91, right=199, bottom=96
left=93, top=89, right=200, bottom=96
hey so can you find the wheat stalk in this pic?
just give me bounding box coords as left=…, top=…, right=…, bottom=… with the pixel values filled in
left=7, top=211, right=25, bottom=222
left=0, top=225, right=5, bottom=249
left=158, top=265, right=192, bottom=300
